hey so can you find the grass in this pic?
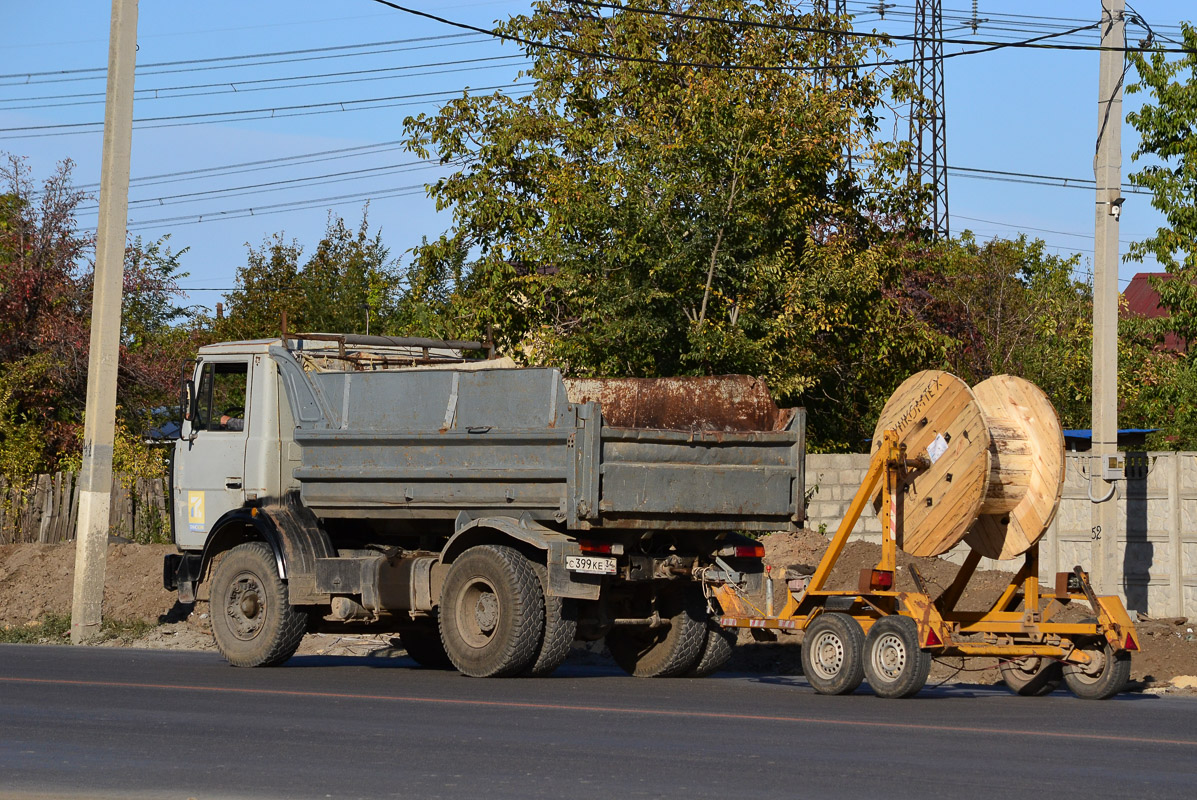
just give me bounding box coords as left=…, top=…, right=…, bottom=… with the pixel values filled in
left=0, top=613, right=157, bottom=645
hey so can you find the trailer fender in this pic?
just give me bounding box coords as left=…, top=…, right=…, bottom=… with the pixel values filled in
left=443, top=513, right=600, bottom=601
left=196, top=502, right=333, bottom=604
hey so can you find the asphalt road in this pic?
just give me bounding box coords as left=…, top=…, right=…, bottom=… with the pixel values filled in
left=0, top=645, right=1194, bottom=800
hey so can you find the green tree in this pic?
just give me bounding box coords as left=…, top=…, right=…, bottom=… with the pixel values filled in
left=398, top=0, right=938, bottom=450
left=899, top=233, right=1092, bottom=428
left=1124, top=22, right=1197, bottom=447
left=219, top=210, right=400, bottom=340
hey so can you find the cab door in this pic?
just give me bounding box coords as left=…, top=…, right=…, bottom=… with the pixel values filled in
left=173, top=357, right=252, bottom=549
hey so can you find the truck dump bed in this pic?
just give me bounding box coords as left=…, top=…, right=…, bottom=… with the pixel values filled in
left=272, top=347, right=805, bottom=533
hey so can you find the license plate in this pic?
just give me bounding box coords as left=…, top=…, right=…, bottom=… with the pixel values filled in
left=565, top=554, right=617, bottom=575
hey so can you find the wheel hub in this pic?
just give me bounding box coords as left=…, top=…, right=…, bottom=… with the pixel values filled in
left=872, top=633, right=907, bottom=680
left=1076, top=648, right=1106, bottom=679
left=225, top=572, right=267, bottom=641
left=811, top=632, right=845, bottom=678
left=474, top=592, right=499, bottom=633
left=240, top=593, right=261, bottom=618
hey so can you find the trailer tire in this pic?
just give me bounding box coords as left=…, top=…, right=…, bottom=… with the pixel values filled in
left=397, top=626, right=454, bottom=669
left=524, top=562, right=578, bottom=677
left=1062, top=641, right=1130, bottom=700
left=801, top=613, right=865, bottom=695
left=1000, top=657, right=1062, bottom=696
left=863, top=615, right=931, bottom=698
left=439, top=545, right=545, bottom=678
left=210, top=541, right=309, bottom=668
left=685, top=622, right=736, bottom=678
left=607, top=585, right=706, bottom=678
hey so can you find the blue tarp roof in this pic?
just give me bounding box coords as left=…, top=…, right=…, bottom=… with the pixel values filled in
left=1063, top=428, right=1158, bottom=439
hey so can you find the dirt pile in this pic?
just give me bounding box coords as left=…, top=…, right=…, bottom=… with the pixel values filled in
left=0, top=541, right=178, bottom=627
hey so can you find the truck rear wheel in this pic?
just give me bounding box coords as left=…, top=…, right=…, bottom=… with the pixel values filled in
left=524, top=562, right=578, bottom=677
left=210, top=541, right=309, bottom=667
left=685, top=622, right=736, bottom=678
left=607, top=585, right=706, bottom=678
left=439, top=545, right=545, bottom=678
left=396, top=626, right=454, bottom=669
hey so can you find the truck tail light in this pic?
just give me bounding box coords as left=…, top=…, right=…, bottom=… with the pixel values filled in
left=580, top=540, right=624, bottom=555
left=717, top=542, right=765, bottom=558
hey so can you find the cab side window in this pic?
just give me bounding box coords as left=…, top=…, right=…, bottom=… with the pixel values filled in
left=194, top=361, right=249, bottom=432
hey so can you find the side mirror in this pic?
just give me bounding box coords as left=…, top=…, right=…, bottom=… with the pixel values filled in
left=181, top=379, right=196, bottom=422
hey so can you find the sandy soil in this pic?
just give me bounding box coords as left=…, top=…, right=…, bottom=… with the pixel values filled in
left=2, top=538, right=1194, bottom=692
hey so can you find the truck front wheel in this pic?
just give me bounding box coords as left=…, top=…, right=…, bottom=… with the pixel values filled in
left=439, top=545, right=545, bottom=677
left=210, top=541, right=309, bottom=667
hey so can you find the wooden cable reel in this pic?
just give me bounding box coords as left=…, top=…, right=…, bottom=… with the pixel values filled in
left=870, top=371, right=1065, bottom=559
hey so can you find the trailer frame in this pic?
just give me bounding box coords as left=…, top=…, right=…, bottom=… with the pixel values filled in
left=711, top=430, right=1140, bottom=697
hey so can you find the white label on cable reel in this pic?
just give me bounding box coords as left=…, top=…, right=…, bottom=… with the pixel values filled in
left=926, top=433, right=949, bottom=464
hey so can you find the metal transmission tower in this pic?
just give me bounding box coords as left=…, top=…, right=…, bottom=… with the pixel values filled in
left=815, top=0, right=853, bottom=175
left=910, top=0, right=949, bottom=238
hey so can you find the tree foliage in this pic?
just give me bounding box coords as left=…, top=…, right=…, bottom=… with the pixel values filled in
left=217, top=210, right=400, bottom=340
left=398, top=0, right=942, bottom=449
left=0, top=154, right=195, bottom=473
left=1124, top=23, right=1197, bottom=447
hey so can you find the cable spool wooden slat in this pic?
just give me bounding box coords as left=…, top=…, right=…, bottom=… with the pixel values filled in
left=964, top=375, right=1065, bottom=560
left=870, top=371, right=992, bottom=558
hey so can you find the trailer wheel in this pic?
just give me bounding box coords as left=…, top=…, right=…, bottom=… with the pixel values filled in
left=523, top=561, right=578, bottom=677
left=607, top=585, right=706, bottom=678
left=863, top=616, right=931, bottom=698
left=801, top=613, right=865, bottom=695
left=439, top=545, right=545, bottom=678
left=1062, top=641, right=1131, bottom=700
left=210, top=541, right=309, bottom=667
left=396, top=626, right=454, bottom=669
left=685, top=622, right=736, bottom=678
left=1000, top=657, right=1062, bottom=696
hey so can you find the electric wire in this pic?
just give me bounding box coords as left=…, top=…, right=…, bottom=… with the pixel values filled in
left=367, top=1, right=1103, bottom=74
left=0, top=56, right=527, bottom=111
left=76, top=159, right=441, bottom=213
left=570, top=1, right=1182, bottom=54
left=0, top=83, right=532, bottom=139
left=0, top=32, right=483, bottom=82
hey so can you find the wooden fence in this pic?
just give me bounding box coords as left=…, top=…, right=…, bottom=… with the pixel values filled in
left=0, top=473, right=169, bottom=545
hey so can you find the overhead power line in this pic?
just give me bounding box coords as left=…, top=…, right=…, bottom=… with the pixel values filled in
left=0, top=83, right=532, bottom=140
left=117, top=184, right=431, bottom=232
left=572, top=1, right=1189, bottom=54
left=76, top=159, right=441, bottom=213
left=0, top=32, right=480, bottom=81
left=0, top=56, right=525, bottom=111
left=367, top=1, right=1102, bottom=73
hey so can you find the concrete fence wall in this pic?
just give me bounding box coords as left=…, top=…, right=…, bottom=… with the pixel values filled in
left=805, top=452, right=1197, bottom=619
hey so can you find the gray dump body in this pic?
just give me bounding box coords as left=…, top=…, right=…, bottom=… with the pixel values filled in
left=272, top=347, right=805, bottom=533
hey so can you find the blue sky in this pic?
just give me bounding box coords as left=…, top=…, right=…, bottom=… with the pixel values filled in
left=1, top=1, right=1191, bottom=313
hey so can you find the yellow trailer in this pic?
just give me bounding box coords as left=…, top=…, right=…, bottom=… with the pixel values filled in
left=710, top=372, right=1138, bottom=699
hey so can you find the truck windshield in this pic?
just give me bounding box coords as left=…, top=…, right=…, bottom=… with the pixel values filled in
left=194, top=361, right=248, bottom=432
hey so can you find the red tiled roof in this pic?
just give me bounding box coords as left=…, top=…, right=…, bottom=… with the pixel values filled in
left=1122, top=272, right=1186, bottom=352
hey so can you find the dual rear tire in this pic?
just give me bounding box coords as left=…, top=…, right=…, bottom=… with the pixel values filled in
left=801, top=613, right=930, bottom=698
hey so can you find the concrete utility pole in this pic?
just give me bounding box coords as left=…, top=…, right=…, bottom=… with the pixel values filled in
left=70, top=0, right=139, bottom=644
left=1090, top=0, right=1125, bottom=592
